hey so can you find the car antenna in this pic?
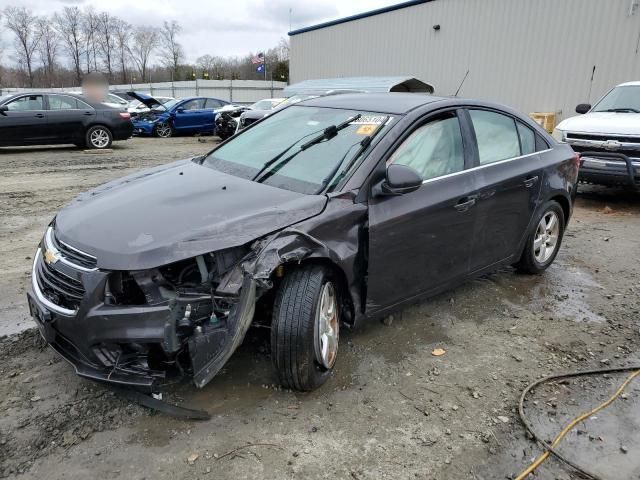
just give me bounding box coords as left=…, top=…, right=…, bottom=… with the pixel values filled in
left=453, top=69, right=470, bottom=97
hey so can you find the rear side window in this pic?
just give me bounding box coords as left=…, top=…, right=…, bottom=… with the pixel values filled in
left=389, top=112, right=465, bottom=181
left=469, top=110, right=520, bottom=164
left=205, top=98, right=224, bottom=109
left=48, top=95, right=88, bottom=110
left=516, top=122, right=536, bottom=155
left=180, top=99, right=206, bottom=110
left=6, top=95, right=44, bottom=111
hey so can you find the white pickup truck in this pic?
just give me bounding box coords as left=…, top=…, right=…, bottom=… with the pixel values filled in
left=553, top=81, right=640, bottom=190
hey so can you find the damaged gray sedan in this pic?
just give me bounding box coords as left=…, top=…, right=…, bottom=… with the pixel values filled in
left=27, top=93, right=579, bottom=393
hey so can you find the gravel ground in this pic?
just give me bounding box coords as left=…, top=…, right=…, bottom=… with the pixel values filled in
left=1, top=137, right=639, bottom=479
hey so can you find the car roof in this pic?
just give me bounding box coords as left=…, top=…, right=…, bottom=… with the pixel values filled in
left=299, top=92, right=448, bottom=114
left=618, top=81, right=640, bottom=87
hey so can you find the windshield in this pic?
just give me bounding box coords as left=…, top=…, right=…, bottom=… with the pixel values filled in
left=250, top=99, right=278, bottom=110
left=153, top=98, right=178, bottom=111
left=204, top=105, right=392, bottom=194
left=592, top=85, right=640, bottom=112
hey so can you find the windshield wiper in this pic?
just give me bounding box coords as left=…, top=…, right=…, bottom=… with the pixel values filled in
left=252, top=114, right=361, bottom=184
left=605, top=108, right=640, bottom=113
left=316, top=116, right=390, bottom=194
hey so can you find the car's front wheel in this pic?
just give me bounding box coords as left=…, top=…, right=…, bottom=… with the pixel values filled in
left=515, top=200, right=565, bottom=274
left=271, top=265, right=340, bottom=391
left=85, top=125, right=113, bottom=149
left=154, top=122, right=173, bottom=138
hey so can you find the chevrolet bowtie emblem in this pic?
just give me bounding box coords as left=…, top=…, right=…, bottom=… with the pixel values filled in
left=603, top=140, right=622, bottom=151
left=43, top=249, right=58, bottom=265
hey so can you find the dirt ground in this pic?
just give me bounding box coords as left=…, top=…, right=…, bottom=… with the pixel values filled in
left=1, top=137, right=639, bottom=479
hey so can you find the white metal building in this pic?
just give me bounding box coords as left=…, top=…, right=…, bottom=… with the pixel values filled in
left=289, top=0, right=640, bottom=121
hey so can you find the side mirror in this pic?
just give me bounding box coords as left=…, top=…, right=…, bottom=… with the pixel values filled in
left=373, top=164, right=423, bottom=197
left=0, top=105, right=8, bottom=116
left=575, top=103, right=591, bottom=114
left=176, top=107, right=184, bottom=113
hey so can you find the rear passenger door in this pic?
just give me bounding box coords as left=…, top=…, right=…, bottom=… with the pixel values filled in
left=46, top=94, right=95, bottom=142
left=465, top=109, right=544, bottom=272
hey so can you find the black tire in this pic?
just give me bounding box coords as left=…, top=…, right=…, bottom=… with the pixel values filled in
left=515, top=200, right=565, bottom=274
left=271, top=265, right=340, bottom=391
left=85, top=125, right=113, bottom=149
left=153, top=121, right=173, bottom=138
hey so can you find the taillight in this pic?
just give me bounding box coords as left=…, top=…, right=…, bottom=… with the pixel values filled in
left=119, top=112, right=131, bottom=119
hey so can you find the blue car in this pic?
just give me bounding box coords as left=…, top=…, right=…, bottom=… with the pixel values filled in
left=129, top=92, right=230, bottom=138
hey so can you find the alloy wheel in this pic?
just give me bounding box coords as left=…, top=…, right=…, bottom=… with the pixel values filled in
left=315, top=282, right=339, bottom=369
left=533, top=211, right=560, bottom=263
left=156, top=123, right=172, bottom=138
left=90, top=128, right=110, bottom=148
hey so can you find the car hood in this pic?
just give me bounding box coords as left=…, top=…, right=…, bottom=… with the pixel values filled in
left=54, top=159, right=328, bottom=270
left=126, top=91, right=164, bottom=109
left=557, top=112, right=640, bottom=136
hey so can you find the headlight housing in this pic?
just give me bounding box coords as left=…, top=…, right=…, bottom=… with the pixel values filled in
left=552, top=128, right=566, bottom=143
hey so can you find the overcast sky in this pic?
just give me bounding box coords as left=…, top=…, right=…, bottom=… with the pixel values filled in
left=0, top=0, right=402, bottom=63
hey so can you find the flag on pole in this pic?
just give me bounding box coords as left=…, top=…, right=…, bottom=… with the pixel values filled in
left=251, top=52, right=265, bottom=64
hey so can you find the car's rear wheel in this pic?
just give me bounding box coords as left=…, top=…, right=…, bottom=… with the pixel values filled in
left=85, top=126, right=113, bottom=149
left=515, top=200, right=565, bottom=274
left=154, top=122, right=173, bottom=138
left=271, top=265, right=340, bottom=391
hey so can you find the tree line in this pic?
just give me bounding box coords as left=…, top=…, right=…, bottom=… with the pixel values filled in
left=0, top=6, right=290, bottom=89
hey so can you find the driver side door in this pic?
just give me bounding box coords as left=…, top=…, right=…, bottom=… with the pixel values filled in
left=0, top=94, right=47, bottom=145
left=366, top=109, right=480, bottom=313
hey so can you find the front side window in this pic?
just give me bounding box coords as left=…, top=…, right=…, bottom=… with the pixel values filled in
left=6, top=95, right=44, bottom=111
left=204, top=105, right=392, bottom=194
left=469, top=110, right=520, bottom=164
left=180, top=99, right=205, bottom=111
left=388, top=112, right=465, bottom=181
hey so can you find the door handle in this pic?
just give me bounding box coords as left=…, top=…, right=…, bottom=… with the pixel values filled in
left=454, top=197, right=477, bottom=212
left=524, top=175, right=539, bottom=188
left=34, top=113, right=44, bottom=118
left=83, top=112, right=94, bottom=116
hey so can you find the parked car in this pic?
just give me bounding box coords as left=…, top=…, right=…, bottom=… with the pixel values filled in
left=0, top=92, right=133, bottom=149
left=554, top=81, right=640, bottom=190
left=129, top=93, right=230, bottom=137
left=69, top=91, right=129, bottom=110
left=237, top=91, right=362, bottom=131
left=214, top=104, right=250, bottom=140
left=128, top=96, right=174, bottom=117
left=27, top=93, right=578, bottom=394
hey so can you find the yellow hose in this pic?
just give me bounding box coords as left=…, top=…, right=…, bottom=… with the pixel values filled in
left=515, top=369, right=640, bottom=480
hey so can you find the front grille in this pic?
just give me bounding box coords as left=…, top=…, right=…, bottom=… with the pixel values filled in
left=50, top=232, right=97, bottom=269
left=567, top=133, right=640, bottom=144
left=36, top=254, right=85, bottom=311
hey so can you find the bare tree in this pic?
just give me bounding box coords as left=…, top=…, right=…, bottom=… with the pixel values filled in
left=97, top=12, right=116, bottom=78
left=196, top=54, right=223, bottom=79
left=37, top=18, right=59, bottom=86
left=113, top=18, right=131, bottom=84
left=82, top=8, right=100, bottom=73
left=54, top=6, right=84, bottom=86
left=159, top=20, right=183, bottom=79
left=4, top=6, right=42, bottom=87
left=129, top=26, right=158, bottom=82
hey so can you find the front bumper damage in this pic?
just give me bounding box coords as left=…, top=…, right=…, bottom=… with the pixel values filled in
left=28, top=228, right=259, bottom=393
